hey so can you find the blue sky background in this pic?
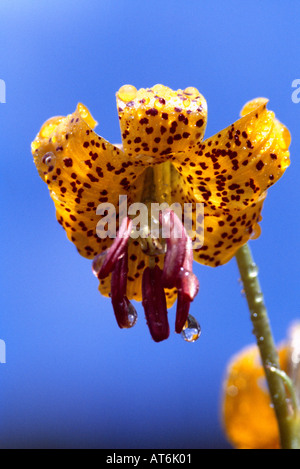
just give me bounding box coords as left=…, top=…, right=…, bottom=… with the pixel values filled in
left=0, top=0, right=299, bottom=449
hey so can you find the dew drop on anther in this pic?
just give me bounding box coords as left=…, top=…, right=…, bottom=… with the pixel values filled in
left=126, top=302, right=138, bottom=329
left=181, top=314, right=201, bottom=342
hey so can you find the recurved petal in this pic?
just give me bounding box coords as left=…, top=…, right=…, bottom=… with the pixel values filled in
left=222, top=344, right=288, bottom=449
left=194, top=194, right=265, bottom=267
left=169, top=162, right=265, bottom=267
left=32, top=103, right=145, bottom=259
left=172, top=98, right=290, bottom=211
left=117, top=84, right=207, bottom=164
left=142, top=265, right=170, bottom=342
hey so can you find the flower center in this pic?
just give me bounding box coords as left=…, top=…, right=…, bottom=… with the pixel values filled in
left=92, top=203, right=200, bottom=342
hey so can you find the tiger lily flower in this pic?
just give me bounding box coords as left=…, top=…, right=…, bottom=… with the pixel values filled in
left=31, top=84, right=290, bottom=342
left=222, top=323, right=300, bottom=449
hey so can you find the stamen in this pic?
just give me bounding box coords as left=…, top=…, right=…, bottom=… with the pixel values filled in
left=175, top=293, right=191, bottom=334
left=142, top=265, right=170, bottom=342
left=92, top=216, right=132, bottom=279
left=160, top=209, right=188, bottom=289
left=158, top=210, right=200, bottom=334
left=177, top=237, right=200, bottom=302
left=177, top=269, right=199, bottom=301
left=111, top=297, right=137, bottom=329
left=111, top=248, right=128, bottom=298
left=110, top=245, right=137, bottom=329
left=175, top=237, right=200, bottom=333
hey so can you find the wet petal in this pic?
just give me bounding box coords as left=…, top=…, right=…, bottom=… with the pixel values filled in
left=169, top=162, right=266, bottom=267
left=117, top=84, right=207, bottom=164
left=194, top=195, right=265, bottom=267
left=172, top=98, right=290, bottom=211
left=32, top=103, right=144, bottom=259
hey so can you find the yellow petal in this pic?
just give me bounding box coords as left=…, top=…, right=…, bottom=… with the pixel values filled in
left=33, top=104, right=179, bottom=305
left=117, top=84, right=207, bottom=163
left=169, top=160, right=266, bottom=266
left=196, top=197, right=265, bottom=267
left=172, top=98, right=290, bottom=211
left=222, top=344, right=288, bottom=449
left=32, top=103, right=145, bottom=259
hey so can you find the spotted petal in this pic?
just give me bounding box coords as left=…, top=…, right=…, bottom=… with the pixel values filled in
left=32, top=103, right=145, bottom=259
left=117, top=84, right=207, bottom=164
left=172, top=98, right=290, bottom=211
left=167, top=162, right=266, bottom=267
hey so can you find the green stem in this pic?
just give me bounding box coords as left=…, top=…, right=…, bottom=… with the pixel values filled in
left=267, top=366, right=299, bottom=415
left=235, top=243, right=300, bottom=449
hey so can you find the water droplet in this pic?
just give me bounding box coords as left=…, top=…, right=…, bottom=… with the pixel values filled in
left=181, top=314, right=201, bottom=342
left=40, top=118, right=62, bottom=138
left=285, top=397, right=294, bottom=415
left=183, top=87, right=198, bottom=97
left=142, top=96, right=150, bottom=105
left=182, top=98, right=191, bottom=107
left=125, top=301, right=138, bottom=329
left=248, top=263, right=258, bottom=278
left=227, top=385, right=239, bottom=397
left=250, top=224, right=261, bottom=240
left=42, top=151, right=56, bottom=167
left=92, top=251, right=107, bottom=277
left=154, top=98, right=164, bottom=110
left=254, top=292, right=264, bottom=304
left=118, top=85, right=137, bottom=102
left=77, top=103, right=98, bottom=127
